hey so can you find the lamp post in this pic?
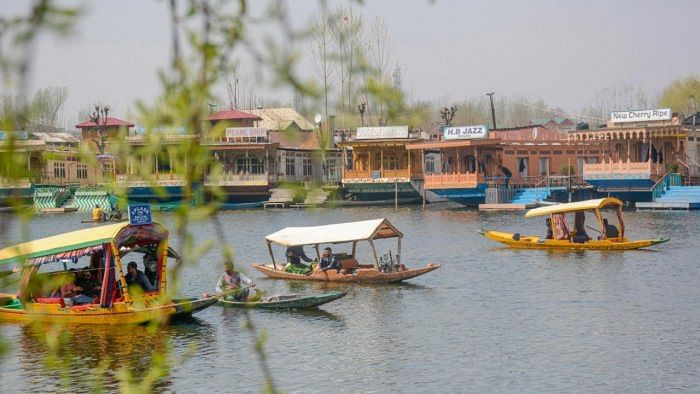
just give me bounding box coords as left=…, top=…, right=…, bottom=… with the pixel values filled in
left=486, top=92, right=497, bottom=130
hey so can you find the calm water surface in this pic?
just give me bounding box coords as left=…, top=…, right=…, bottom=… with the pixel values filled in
left=1, top=207, right=699, bottom=393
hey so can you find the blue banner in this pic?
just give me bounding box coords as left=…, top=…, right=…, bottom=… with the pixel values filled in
left=128, top=204, right=152, bottom=226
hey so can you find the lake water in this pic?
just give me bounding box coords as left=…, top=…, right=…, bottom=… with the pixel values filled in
left=1, top=207, right=699, bottom=393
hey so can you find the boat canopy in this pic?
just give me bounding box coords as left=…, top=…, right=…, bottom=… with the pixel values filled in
left=0, top=222, right=169, bottom=266
left=524, top=197, right=624, bottom=218
left=265, top=218, right=403, bottom=247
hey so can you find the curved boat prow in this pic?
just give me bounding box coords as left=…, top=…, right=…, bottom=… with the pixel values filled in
left=650, top=238, right=670, bottom=246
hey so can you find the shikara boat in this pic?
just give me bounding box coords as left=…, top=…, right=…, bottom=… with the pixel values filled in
left=480, top=197, right=669, bottom=250
left=218, top=290, right=346, bottom=309
left=252, top=218, right=440, bottom=283
left=0, top=222, right=216, bottom=324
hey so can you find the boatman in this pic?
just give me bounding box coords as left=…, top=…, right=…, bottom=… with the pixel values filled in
left=91, top=204, right=103, bottom=222
left=216, top=261, right=255, bottom=302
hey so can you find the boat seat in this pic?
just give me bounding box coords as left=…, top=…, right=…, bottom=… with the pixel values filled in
left=34, top=297, right=66, bottom=307
left=341, top=259, right=360, bottom=270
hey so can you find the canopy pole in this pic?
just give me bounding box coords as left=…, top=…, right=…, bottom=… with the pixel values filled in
left=595, top=209, right=605, bottom=238
left=267, top=241, right=277, bottom=270
left=397, top=236, right=402, bottom=265
left=314, top=244, right=321, bottom=261
left=110, top=241, right=131, bottom=304
left=351, top=241, right=357, bottom=258
left=369, top=240, right=380, bottom=270
left=158, top=239, right=168, bottom=291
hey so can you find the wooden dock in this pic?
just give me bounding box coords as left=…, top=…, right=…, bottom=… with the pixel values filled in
left=636, top=202, right=700, bottom=210
left=478, top=203, right=535, bottom=211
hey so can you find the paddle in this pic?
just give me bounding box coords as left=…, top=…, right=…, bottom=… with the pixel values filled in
left=586, top=225, right=602, bottom=234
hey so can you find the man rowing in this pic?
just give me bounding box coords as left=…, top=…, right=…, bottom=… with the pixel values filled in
left=216, top=261, right=255, bottom=302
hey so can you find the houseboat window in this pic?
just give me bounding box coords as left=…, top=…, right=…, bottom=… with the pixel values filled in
left=285, top=157, right=296, bottom=176
left=538, top=157, right=550, bottom=175
left=425, top=155, right=436, bottom=174
left=465, top=155, right=476, bottom=173
left=236, top=157, right=265, bottom=174
left=303, top=158, right=313, bottom=176
left=157, top=152, right=171, bottom=173
left=77, top=163, right=88, bottom=179
left=375, top=155, right=399, bottom=170
left=53, top=162, right=66, bottom=178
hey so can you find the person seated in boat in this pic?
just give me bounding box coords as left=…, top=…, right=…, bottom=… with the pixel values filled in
left=125, top=261, right=155, bottom=293
left=544, top=218, right=553, bottom=240
left=105, top=208, right=123, bottom=221
left=75, top=269, right=101, bottom=298
left=572, top=211, right=590, bottom=242
left=143, top=253, right=158, bottom=288
left=551, top=213, right=570, bottom=241
left=286, top=245, right=313, bottom=267
left=60, top=270, right=94, bottom=305
left=602, top=218, right=619, bottom=239
left=216, top=261, right=255, bottom=301
left=91, top=204, right=104, bottom=222
left=318, top=247, right=346, bottom=274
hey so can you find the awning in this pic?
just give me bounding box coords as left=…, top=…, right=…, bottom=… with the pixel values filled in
left=524, top=198, right=623, bottom=218
left=0, top=222, right=168, bottom=265
left=265, top=218, right=402, bottom=247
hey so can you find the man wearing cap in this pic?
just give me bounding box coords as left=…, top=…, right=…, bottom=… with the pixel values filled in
left=318, top=247, right=346, bottom=274
left=216, top=261, right=255, bottom=301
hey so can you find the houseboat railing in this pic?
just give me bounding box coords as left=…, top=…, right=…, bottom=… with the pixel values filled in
left=651, top=173, right=682, bottom=201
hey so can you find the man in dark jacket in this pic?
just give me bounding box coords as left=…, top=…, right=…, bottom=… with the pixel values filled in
left=125, top=261, right=155, bottom=292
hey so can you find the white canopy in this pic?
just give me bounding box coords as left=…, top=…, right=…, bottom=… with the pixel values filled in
left=265, top=218, right=402, bottom=247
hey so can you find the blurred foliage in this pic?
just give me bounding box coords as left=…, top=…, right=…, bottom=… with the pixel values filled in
left=659, top=75, right=700, bottom=115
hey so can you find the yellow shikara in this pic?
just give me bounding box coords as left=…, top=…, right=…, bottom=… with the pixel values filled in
left=479, top=197, right=669, bottom=250
left=0, top=222, right=216, bottom=324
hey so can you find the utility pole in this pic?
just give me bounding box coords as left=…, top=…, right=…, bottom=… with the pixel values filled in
left=486, top=92, right=497, bottom=129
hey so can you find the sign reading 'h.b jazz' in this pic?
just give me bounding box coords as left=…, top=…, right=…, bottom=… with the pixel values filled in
left=128, top=204, right=152, bottom=226
left=356, top=126, right=409, bottom=140
left=610, top=108, right=671, bottom=123
left=443, top=125, right=489, bottom=140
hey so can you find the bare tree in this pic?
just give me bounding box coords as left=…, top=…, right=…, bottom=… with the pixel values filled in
left=311, top=12, right=334, bottom=124
left=29, top=86, right=68, bottom=131
left=89, top=104, right=110, bottom=155
left=368, top=16, right=392, bottom=126
left=330, top=4, right=362, bottom=129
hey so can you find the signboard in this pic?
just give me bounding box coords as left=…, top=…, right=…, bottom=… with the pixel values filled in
left=128, top=204, right=152, bottom=226
left=356, top=126, right=409, bottom=140
left=443, top=125, right=489, bottom=140
left=225, top=127, right=267, bottom=139
left=610, top=108, right=671, bottom=123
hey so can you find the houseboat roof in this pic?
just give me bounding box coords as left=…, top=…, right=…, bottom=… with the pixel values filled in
left=0, top=222, right=168, bottom=266
left=265, top=218, right=402, bottom=247
left=245, top=108, right=315, bottom=131
left=336, top=138, right=420, bottom=147
left=75, top=117, right=135, bottom=128
left=205, top=109, right=262, bottom=121
left=524, top=197, right=623, bottom=218
left=406, top=138, right=501, bottom=150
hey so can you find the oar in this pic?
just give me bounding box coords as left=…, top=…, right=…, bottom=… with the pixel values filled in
left=586, top=225, right=602, bottom=234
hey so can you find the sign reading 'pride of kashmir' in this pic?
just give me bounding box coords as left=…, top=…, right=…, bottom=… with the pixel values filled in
left=225, top=127, right=267, bottom=139
left=356, top=126, right=409, bottom=140
left=443, top=125, right=489, bottom=140
left=610, top=108, right=672, bottom=123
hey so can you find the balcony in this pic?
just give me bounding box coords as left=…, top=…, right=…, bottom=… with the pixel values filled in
left=205, top=172, right=270, bottom=186
left=424, top=173, right=480, bottom=189
left=115, top=173, right=188, bottom=187
left=343, top=168, right=420, bottom=181
left=583, top=160, right=662, bottom=179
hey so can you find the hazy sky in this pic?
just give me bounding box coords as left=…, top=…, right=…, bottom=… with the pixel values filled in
left=2, top=0, right=699, bottom=126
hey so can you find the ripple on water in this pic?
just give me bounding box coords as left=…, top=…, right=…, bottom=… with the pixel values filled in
left=1, top=208, right=700, bottom=392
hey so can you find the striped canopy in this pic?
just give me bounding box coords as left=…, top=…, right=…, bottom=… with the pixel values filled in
left=0, top=222, right=168, bottom=266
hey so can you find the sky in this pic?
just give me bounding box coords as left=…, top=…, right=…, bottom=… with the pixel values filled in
left=2, top=0, right=699, bottom=127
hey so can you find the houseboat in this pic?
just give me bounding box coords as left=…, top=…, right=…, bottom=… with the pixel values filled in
left=336, top=126, right=424, bottom=205
left=406, top=125, right=502, bottom=206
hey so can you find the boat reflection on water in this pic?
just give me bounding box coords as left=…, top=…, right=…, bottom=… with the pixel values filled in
left=14, top=319, right=216, bottom=392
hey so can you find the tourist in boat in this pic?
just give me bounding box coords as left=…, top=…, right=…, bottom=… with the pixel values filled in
left=499, top=165, right=512, bottom=186
left=318, top=247, right=346, bottom=274
left=216, top=261, right=255, bottom=301
left=91, top=204, right=104, bottom=222
left=75, top=270, right=101, bottom=298
left=143, top=253, right=158, bottom=288
left=60, top=270, right=94, bottom=305
left=602, top=218, right=619, bottom=239
left=286, top=245, right=313, bottom=268
left=125, top=261, right=155, bottom=292
left=572, top=211, right=590, bottom=241
left=545, top=218, right=553, bottom=239
left=552, top=213, right=570, bottom=240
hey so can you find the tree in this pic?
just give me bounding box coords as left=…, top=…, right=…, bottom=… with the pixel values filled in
left=311, top=13, right=334, bottom=126
left=659, top=75, right=700, bottom=115
left=89, top=104, right=110, bottom=155
left=367, top=17, right=393, bottom=126
left=29, top=86, right=68, bottom=131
